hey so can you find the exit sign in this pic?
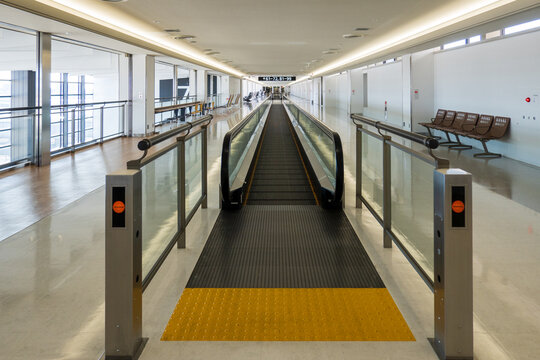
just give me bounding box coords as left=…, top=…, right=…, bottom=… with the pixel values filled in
left=258, top=76, right=296, bottom=82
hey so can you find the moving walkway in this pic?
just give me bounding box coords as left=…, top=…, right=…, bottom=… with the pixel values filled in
left=159, top=98, right=414, bottom=341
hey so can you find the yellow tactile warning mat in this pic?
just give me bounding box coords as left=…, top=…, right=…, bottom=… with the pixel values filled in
left=161, top=288, right=415, bottom=341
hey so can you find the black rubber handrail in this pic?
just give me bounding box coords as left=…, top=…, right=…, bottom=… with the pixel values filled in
left=137, top=114, right=212, bottom=151
left=351, top=113, right=439, bottom=149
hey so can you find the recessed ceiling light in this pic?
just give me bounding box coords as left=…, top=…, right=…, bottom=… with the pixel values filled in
left=354, top=27, right=370, bottom=31
left=174, top=35, right=195, bottom=40
left=342, top=34, right=363, bottom=39
left=164, top=29, right=181, bottom=33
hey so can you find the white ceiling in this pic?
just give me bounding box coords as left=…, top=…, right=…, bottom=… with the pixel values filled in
left=97, top=0, right=540, bottom=75
left=2, top=0, right=540, bottom=77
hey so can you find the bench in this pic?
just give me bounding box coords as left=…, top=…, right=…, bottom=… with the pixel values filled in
left=420, top=109, right=510, bottom=158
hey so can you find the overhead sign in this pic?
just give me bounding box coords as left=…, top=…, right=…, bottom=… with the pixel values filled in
left=258, top=76, right=296, bottom=82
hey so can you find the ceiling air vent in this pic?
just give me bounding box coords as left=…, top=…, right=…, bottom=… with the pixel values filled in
left=175, top=35, right=196, bottom=40
left=342, top=34, right=363, bottom=39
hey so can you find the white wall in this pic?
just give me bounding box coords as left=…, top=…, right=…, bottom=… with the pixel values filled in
left=350, top=68, right=365, bottom=113
left=433, top=30, right=540, bottom=166
left=363, top=62, right=404, bottom=127
left=323, top=73, right=348, bottom=111
left=411, top=49, right=435, bottom=132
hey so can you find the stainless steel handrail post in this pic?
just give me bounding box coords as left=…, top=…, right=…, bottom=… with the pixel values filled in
left=70, top=108, right=76, bottom=151
left=382, top=135, right=392, bottom=248
left=177, top=136, right=186, bottom=249
left=356, top=124, right=363, bottom=209
left=105, top=170, right=145, bottom=360
left=201, top=123, right=208, bottom=209
left=100, top=105, right=105, bottom=143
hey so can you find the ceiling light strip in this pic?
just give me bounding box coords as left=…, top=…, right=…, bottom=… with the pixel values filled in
left=36, top=0, right=245, bottom=77
left=306, top=0, right=515, bottom=80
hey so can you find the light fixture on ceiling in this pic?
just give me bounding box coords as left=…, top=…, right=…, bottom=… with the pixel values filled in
left=174, top=35, right=195, bottom=40
left=164, top=29, right=181, bottom=33
left=342, top=34, right=363, bottom=39
left=354, top=27, right=370, bottom=31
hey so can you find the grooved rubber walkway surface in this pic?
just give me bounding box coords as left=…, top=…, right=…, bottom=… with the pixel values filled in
left=246, top=104, right=316, bottom=205
left=186, top=205, right=384, bottom=288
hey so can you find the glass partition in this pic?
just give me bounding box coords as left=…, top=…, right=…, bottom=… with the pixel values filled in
left=291, top=107, right=336, bottom=188
left=185, top=133, right=203, bottom=215
left=228, top=104, right=268, bottom=186
left=390, top=146, right=434, bottom=279
left=141, top=147, right=178, bottom=277
left=361, top=132, right=383, bottom=217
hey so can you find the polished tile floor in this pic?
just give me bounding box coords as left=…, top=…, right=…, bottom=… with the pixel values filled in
left=0, top=97, right=539, bottom=359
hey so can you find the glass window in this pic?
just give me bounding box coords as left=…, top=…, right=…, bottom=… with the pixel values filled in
left=155, top=61, right=174, bottom=101
left=486, top=30, right=501, bottom=39
left=51, top=39, right=121, bottom=150
left=0, top=27, right=37, bottom=166
left=469, top=35, right=481, bottom=43
left=504, top=19, right=540, bottom=35
left=443, top=39, right=466, bottom=50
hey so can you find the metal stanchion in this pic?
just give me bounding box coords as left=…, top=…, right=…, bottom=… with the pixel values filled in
left=105, top=170, right=146, bottom=360
left=382, top=135, right=392, bottom=248
left=177, top=137, right=186, bottom=249
left=433, top=168, right=473, bottom=360
left=201, top=124, right=208, bottom=209
left=355, top=124, right=362, bottom=209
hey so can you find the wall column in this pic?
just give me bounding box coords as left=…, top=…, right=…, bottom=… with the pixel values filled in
left=132, top=55, right=155, bottom=136
left=35, top=32, right=51, bottom=166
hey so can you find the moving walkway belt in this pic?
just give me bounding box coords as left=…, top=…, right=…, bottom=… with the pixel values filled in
left=245, top=105, right=317, bottom=205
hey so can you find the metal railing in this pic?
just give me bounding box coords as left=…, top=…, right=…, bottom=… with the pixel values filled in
left=351, top=113, right=473, bottom=359
left=351, top=113, right=445, bottom=287
left=154, top=95, right=200, bottom=125
left=126, top=113, right=212, bottom=289
left=284, top=98, right=344, bottom=207
left=0, top=100, right=129, bottom=170
left=104, top=112, right=212, bottom=359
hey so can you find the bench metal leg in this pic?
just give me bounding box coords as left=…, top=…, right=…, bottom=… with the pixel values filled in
left=473, top=140, right=501, bottom=158
left=439, top=132, right=459, bottom=146
left=448, top=134, right=473, bottom=150
left=424, top=126, right=442, bottom=140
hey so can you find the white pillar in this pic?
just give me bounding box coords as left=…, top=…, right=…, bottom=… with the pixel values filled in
left=189, top=69, right=197, bottom=99
left=132, top=54, right=155, bottom=136
left=402, top=54, right=412, bottom=130
left=196, top=70, right=207, bottom=103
